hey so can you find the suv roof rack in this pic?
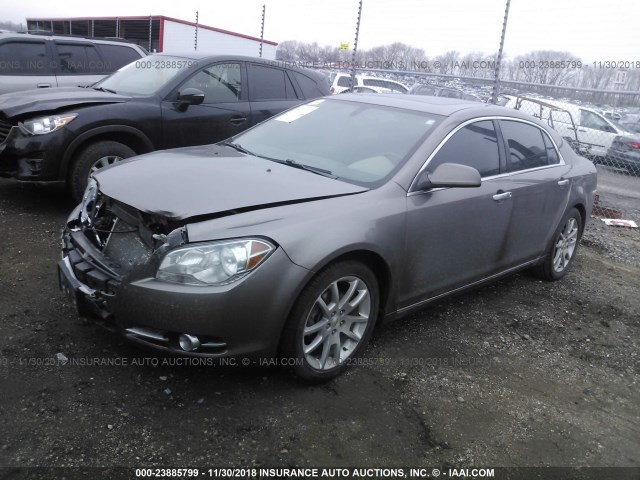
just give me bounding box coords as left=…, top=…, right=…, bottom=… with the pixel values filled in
left=15, top=30, right=142, bottom=46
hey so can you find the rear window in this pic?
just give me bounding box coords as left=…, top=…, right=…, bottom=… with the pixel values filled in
left=500, top=120, right=559, bottom=171
left=55, top=43, right=104, bottom=75
left=248, top=64, right=297, bottom=101
left=0, top=41, right=49, bottom=75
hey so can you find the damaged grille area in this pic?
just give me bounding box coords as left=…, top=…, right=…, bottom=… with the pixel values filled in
left=78, top=189, right=169, bottom=274
left=62, top=189, right=170, bottom=316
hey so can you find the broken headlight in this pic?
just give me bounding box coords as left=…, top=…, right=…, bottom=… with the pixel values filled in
left=156, top=238, right=275, bottom=286
left=20, top=114, right=77, bottom=135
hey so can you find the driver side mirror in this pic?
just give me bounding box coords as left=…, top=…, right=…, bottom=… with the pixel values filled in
left=601, top=124, right=616, bottom=133
left=177, top=88, right=205, bottom=109
left=414, top=163, right=482, bottom=190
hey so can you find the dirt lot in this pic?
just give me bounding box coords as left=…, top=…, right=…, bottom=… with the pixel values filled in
left=0, top=175, right=639, bottom=478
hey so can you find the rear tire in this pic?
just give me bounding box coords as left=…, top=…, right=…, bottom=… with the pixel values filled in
left=533, top=207, right=582, bottom=281
left=69, top=141, right=135, bottom=202
left=280, top=261, right=379, bottom=382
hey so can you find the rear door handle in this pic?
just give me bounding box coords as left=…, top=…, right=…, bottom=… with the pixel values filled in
left=558, top=179, right=570, bottom=186
left=229, top=116, right=247, bottom=125
left=493, top=191, right=512, bottom=201
left=37, top=83, right=51, bottom=88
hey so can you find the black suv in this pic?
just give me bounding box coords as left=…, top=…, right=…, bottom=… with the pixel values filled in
left=0, top=53, right=330, bottom=200
left=0, top=32, right=147, bottom=94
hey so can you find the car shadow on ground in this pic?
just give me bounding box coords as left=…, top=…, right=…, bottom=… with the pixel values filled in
left=0, top=179, right=76, bottom=216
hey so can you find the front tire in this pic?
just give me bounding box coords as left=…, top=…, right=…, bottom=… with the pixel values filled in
left=533, top=207, right=582, bottom=281
left=280, top=261, right=379, bottom=382
left=69, top=141, right=135, bottom=202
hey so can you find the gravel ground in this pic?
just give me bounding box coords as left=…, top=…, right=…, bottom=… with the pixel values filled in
left=0, top=177, right=638, bottom=479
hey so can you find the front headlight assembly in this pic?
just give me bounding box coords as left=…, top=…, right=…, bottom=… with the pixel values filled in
left=156, top=238, right=275, bottom=286
left=19, top=114, right=77, bottom=135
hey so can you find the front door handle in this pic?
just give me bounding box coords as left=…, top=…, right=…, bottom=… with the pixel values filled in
left=558, top=179, right=570, bottom=186
left=493, top=191, right=512, bottom=202
left=37, top=83, right=51, bottom=88
left=230, top=116, right=247, bottom=125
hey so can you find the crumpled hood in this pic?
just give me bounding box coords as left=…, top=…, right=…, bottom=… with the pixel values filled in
left=94, top=145, right=368, bottom=221
left=0, top=87, right=130, bottom=118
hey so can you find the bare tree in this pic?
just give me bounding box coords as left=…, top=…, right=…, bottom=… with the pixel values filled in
left=0, top=20, right=26, bottom=32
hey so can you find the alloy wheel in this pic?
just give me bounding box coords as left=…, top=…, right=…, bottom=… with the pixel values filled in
left=302, top=276, right=371, bottom=370
left=552, top=217, right=578, bottom=273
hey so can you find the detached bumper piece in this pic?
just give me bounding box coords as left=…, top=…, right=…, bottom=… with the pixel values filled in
left=60, top=229, right=121, bottom=320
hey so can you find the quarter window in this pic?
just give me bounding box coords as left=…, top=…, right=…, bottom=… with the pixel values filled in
left=542, top=133, right=560, bottom=165
left=291, top=71, right=324, bottom=99
left=500, top=120, right=555, bottom=171
left=428, top=120, right=500, bottom=177
left=181, top=63, right=242, bottom=103
left=97, top=44, right=142, bottom=71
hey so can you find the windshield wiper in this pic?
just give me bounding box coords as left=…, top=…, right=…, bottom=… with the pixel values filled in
left=221, top=141, right=255, bottom=156
left=283, top=159, right=334, bottom=177
left=92, top=86, right=117, bottom=94
left=221, top=143, right=334, bottom=178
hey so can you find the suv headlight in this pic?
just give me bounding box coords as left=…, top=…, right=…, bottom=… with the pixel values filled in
left=156, top=238, right=275, bottom=286
left=19, top=114, right=77, bottom=135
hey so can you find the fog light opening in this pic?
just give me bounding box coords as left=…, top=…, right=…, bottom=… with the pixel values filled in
left=178, top=334, right=201, bottom=352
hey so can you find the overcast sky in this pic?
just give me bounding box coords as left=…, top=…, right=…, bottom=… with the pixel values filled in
left=4, top=0, right=637, bottom=62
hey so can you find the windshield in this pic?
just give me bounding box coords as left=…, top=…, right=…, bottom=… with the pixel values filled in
left=94, top=55, right=195, bottom=96
left=233, top=99, right=441, bottom=186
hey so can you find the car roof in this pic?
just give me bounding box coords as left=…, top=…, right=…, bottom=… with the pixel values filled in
left=0, top=32, right=143, bottom=47
left=332, top=93, right=530, bottom=118
left=145, top=52, right=325, bottom=78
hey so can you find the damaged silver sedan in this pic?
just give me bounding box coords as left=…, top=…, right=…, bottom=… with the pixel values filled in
left=59, top=94, right=597, bottom=381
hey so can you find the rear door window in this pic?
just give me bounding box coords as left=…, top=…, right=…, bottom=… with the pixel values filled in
left=500, top=120, right=556, bottom=171
left=55, top=43, right=103, bottom=74
left=248, top=64, right=296, bottom=101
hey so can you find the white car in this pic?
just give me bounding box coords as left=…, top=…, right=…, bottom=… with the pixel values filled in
left=330, top=73, right=408, bottom=94
left=502, top=96, right=633, bottom=158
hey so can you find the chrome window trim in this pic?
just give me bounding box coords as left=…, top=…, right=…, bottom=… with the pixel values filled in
left=408, top=115, right=566, bottom=195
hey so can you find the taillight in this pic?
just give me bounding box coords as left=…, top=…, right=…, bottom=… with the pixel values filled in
left=330, top=87, right=335, bottom=93
left=626, top=141, right=640, bottom=150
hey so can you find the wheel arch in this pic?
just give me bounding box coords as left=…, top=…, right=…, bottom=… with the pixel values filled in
left=60, top=126, right=155, bottom=179
left=295, top=249, right=394, bottom=328
left=572, top=202, right=587, bottom=236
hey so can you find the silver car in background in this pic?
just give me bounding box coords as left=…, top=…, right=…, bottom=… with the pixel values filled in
left=59, top=95, right=597, bottom=381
